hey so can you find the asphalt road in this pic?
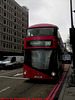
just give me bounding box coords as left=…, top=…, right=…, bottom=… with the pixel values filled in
left=0, top=67, right=56, bottom=98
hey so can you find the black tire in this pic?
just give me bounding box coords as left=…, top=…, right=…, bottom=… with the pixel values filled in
left=68, top=73, right=75, bottom=87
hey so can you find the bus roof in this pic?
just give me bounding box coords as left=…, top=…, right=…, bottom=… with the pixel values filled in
left=27, top=24, right=58, bottom=29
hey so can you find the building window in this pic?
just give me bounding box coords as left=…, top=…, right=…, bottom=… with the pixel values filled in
left=14, top=6, right=16, bottom=10
left=4, top=12, right=6, bottom=16
left=0, top=1, right=1, bottom=5
left=14, top=25, right=16, bottom=29
left=4, top=0, right=6, bottom=2
left=22, top=35, right=24, bottom=38
left=7, top=28, right=8, bottom=32
left=14, top=12, right=16, bottom=16
left=22, top=29, right=24, bottom=32
left=14, top=32, right=16, bottom=35
left=3, top=35, right=5, bottom=40
left=3, top=43, right=5, bottom=48
left=4, top=5, right=6, bottom=9
left=4, top=28, right=6, bottom=32
left=0, top=7, right=1, bottom=13
left=14, top=39, right=16, bottom=42
left=14, top=45, right=16, bottom=49
left=22, top=24, right=24, bottom=27
left=4, top=20, right=6, bottom=24
left=22, top=18, right=24, bottom=21
left=14, top=19, right=16, bottom=22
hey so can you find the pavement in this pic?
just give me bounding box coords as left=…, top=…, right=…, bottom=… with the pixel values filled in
left=58, top=64, right=75, bottom=100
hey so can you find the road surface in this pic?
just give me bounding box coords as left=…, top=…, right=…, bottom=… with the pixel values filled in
left=0, top=67, right=55, bottom=98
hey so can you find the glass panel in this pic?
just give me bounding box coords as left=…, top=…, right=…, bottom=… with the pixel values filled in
left=27, top=40, right=52, bottom=47
left=31, top=50, right=52, bottom=69
left=26, top=27, right=55, bottom=37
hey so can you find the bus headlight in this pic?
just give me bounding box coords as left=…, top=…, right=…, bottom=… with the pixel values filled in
left=24, top=71, right=27, bottom=75
left=51, top=72, right=56, bottom=77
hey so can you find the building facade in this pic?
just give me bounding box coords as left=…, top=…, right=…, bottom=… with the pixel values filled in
left=0, top=0, right=28, bottom=56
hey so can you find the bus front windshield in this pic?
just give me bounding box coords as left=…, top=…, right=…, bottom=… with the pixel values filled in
left=25, top=49, right=53, bottom=70
left=26, top=27, right=56, bottom=37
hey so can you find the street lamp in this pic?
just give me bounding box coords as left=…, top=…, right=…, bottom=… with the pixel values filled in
left=70, top=0, right=74, bottom=28
left=70, top=0, right=75, bottom=64
left=70, top=0, right=75, bottom=44
left=69, top=0, right=75, bottom=87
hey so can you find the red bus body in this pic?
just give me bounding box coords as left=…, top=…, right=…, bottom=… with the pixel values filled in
left=23, top=24, right=64, bottom=79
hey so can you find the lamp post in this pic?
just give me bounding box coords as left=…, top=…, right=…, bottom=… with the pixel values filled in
left=70, top=0, right=75, bottom=68
left=70, top=0, right=74, bottom=28
left=69, top=0, right=75, bottom=87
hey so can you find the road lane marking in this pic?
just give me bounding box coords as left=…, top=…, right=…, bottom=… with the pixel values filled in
left=0, top=68, right=23, bottom=76
left=0, top=76, right=29, bottom=80
left=0, top=87, right=10, bottom=93
left=1, top=70, right=6, bottom=72
left=13, top=73, right=23, bottom=76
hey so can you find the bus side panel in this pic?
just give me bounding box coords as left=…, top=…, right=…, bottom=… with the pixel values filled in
left=23, top=64, right=56, bottom=79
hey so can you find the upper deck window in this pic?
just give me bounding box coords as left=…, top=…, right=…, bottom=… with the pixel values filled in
left=26, top=27, right=57, bottom=37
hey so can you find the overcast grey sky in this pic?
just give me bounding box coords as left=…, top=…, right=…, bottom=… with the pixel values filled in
left=15, top=0, right=75, bottom=42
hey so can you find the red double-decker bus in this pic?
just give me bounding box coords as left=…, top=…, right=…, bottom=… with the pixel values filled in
left=23, top=24, right=64, bottom=79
